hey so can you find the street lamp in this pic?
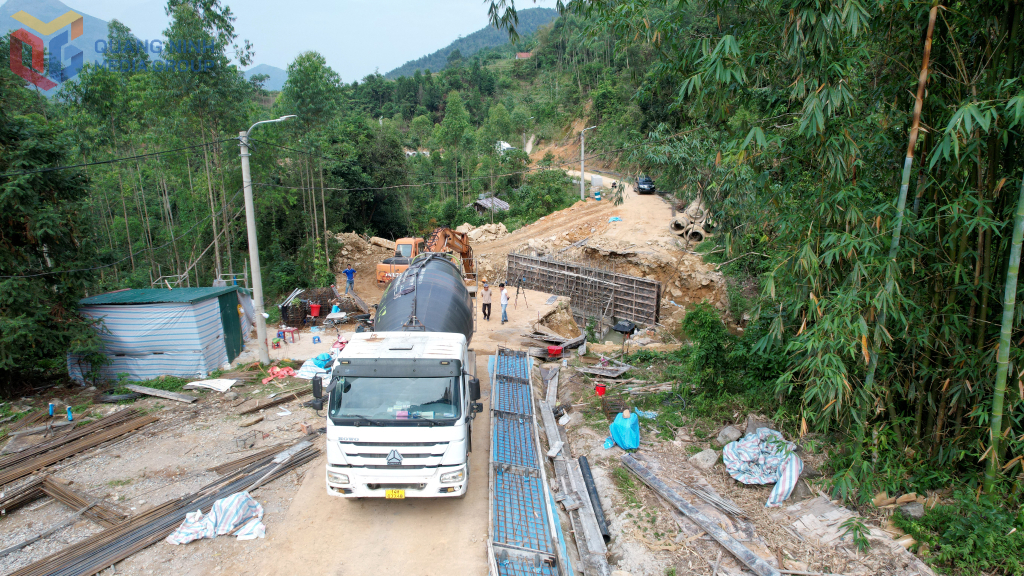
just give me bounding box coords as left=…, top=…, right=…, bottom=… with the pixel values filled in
left=580, top=125, right=596, bottom=201
left=239, top=115, right=296, bottom=364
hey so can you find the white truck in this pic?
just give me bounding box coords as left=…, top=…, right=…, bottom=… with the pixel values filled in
left=310, top=254, right=481, bottom=499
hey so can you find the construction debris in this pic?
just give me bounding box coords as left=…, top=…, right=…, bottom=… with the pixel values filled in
left=576, top=359, right=633, bottom=378
left=0, top=410, right=49, bottom=445
left=620, top=454, right=781, bottom=576
left=6, top=441, right=319, bottom=576
left=0, top=475, right=125, bottom=528
left=123, top=384, right=197, bottom=404
left=237, top=390, right=311, bottom=416
left=368, top=236, right=396, bottom=251
left=456, top=222, right=509, bottom=242
left=0, top=410, right=158, bottom=487
left=183, top=379, right=237, bottom=392
left=767, top=497, right=935, bottom=576
left=535, top=365, right=610, bottom=576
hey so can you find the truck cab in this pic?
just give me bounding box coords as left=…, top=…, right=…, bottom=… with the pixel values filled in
left=315, top=332, right=482, bottom=498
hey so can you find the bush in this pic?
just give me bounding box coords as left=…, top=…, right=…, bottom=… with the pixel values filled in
left=894, top=491, right=1024, bottom=575
left=680, top=302, right=727, bottom=389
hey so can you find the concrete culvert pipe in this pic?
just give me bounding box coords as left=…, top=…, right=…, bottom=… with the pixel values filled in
left=686, top=226, right=708, bottom=243
left=669, top=218, right=689, bottom=234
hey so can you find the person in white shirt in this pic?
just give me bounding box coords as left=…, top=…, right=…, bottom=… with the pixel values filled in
left=499, top=283, right=509, bottom=324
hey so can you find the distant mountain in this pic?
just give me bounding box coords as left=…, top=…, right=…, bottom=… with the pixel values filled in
left=1, top=0, right=111, bottom=97
left=244, top=63, right=287, bottom=92
left=384, top=7, right=556, bottom=79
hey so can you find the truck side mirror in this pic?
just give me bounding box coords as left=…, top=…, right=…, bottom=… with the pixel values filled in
left=312, top=376, right=323, bottom=399
left=469, top=377, right=481, bottom=401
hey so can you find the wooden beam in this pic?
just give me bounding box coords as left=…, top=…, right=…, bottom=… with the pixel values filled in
left=123, top=384, right=197, bottom=403
left=621, top=454, right=781, bottom=576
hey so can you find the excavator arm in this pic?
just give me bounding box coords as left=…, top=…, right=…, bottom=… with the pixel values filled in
left=425, top=228, right=475, bottom=277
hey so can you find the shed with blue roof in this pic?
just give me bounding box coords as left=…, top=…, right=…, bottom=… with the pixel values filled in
left=68, top=287, right=251, bottom=383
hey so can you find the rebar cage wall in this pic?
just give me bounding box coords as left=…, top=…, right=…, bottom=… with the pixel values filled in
left=506, top=252, right=661, bottom=326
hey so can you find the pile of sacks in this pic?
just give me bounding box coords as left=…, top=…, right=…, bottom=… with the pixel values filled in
left=456, top=222, right=509, bottom=242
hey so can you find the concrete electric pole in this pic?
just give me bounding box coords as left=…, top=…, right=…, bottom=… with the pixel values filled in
left=239, top=115, right=296, bottom=365
left=580, top=125, right=596, bottom=201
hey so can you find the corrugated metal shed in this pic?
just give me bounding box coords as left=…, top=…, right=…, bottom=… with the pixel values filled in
left=470, top=197, right=510, bottom=212
left=81, top=287, right=247, bottom=306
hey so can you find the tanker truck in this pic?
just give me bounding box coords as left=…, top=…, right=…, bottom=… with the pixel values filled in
left=310, top=253, right=482, bottom=499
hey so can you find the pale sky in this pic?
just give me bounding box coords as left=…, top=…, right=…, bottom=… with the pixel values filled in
left=69, top=0, right=557, bottom=80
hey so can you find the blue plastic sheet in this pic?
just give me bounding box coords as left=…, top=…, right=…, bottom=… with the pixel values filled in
left=609, top=412, right=640, bottom=450
left=311, top=353, right=333, bottom=369
left=608, top=216, right=622, bottom=223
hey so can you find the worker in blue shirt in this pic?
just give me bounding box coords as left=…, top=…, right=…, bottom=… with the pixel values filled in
left=343, top=265, right=356, bottom=294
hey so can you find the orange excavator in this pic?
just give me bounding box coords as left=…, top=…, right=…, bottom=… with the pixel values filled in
left=375, top=227, right=475, bottom=284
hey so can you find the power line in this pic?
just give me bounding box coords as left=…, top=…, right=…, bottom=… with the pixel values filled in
left=0, top=138, right=238, bottom=180
left=251, top=143, right=645, bottom=195
left=0, top=128, right=677, bottom=279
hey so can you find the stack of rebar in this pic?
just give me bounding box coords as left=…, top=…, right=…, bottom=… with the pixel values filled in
left=0, top=410, right=49, bottom=445
left=0, top=410, right=158, bottom=487
left=0, top=476, right=125, bottom=528
left=9, top=441, right=320, bottom=576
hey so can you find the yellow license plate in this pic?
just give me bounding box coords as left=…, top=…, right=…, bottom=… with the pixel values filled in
left=385, top=489, right=405, bottom=499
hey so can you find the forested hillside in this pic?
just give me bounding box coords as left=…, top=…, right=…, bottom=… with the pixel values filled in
left=383, top=7, right=556, bottom=79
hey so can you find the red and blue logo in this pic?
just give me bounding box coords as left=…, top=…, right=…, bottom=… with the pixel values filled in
left=9, top=9, right=84, bottom=90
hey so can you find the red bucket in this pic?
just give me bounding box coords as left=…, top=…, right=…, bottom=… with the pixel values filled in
left=547, top=345, right=563, bottom=357
left=310, top=303, right=322, bottom=316
left=595, top=384, right=606, bottom=397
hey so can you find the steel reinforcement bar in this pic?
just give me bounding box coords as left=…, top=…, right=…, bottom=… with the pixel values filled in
left=505, top=253, right=660, bottom=325
left=488, top=348, right=566, bottom=576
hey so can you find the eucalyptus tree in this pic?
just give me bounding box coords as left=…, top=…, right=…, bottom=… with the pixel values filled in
left=0, top=37, right=103, bottom=392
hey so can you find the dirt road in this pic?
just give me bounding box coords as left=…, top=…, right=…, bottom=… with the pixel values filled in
left=228, top=289, right=560, bottom=576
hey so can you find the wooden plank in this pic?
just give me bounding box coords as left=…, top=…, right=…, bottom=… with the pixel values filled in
left=10, top=421, right=75, bottom=437
left=539, top=399, right=608, bottom=564
left=546, top=367, right=559, bottom=406
left=525, top=365, right=569, bottom=575
left=123, top=384, right=197, bottom=404
left=621, top=454, right=781, bottom=576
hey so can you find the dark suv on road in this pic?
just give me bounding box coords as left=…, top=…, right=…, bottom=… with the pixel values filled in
left=636, top=175, right=656, bottom=194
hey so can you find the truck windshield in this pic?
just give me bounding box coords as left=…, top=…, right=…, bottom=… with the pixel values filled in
left=396, top=244, right=413, bottom=257
left=328, top=376, right=460, bottom=424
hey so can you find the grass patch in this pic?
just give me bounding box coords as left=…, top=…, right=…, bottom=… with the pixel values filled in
left=133, top=376, right=189, bottom=393
left=107, top=478, right=133, bottom=487
left=613, top=465, right=642, bottom=508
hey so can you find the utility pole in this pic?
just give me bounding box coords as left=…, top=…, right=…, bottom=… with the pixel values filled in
left=239, top=115, right=296, bottom=365
left=580, top=126, right=596, bottom=201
